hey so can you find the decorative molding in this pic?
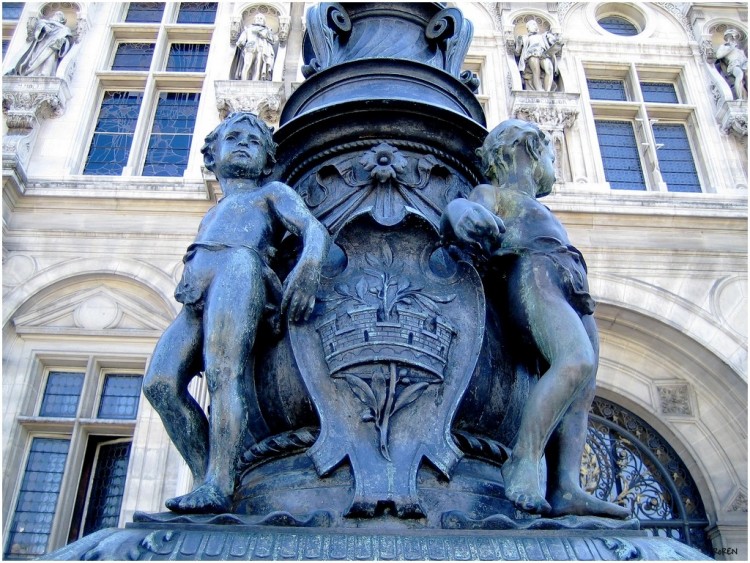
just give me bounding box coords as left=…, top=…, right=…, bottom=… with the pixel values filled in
left=510, top=91, right=580, bottom=131
left=214, top=80, right=284, bottom=124
left=716, top=99, right=748, bottom=138
left=656, top=384, right=692, bottom=416
left=656, top=3, right=693, bottom=36
left=728, top=490, right=748, bottom=513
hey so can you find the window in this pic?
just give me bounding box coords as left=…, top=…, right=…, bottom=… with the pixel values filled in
left=6, top=360, right=144, bottom=557
left=598, top=15, right=639, bottom=36
left=39, top=371, right=85, bottom=417
left=586, top=66, right=704, bottom=193
left=165, top=43, right=209, bottom=72
left=111, top=43, right=154, bottom=71
left=125, top=2, right=164, bottom=23
left=177, top=2, right=217, bottom=24
left=4, top=438, right=70, bottom=560
left=2, top=2, right=24, bottom=21
left=587, top=79, right=627, bottom=101
left=142, top=92, right=201, bottom=177
left=84, top=4, right=214, bottom=177
left=83, top=91, right=143, bottom=175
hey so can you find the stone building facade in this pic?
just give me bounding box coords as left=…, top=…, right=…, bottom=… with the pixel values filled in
left=2, top=1, right=747, bottom=560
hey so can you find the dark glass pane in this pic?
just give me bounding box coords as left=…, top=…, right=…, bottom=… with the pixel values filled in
left=82, top=442, right=132, bottom=536
left=588, top=398, right=711, bottom=557
left=177, top=2, right=217, bottom=24
left=166, top=43, right=209, bottom=72
left=125, top=2, right=164, bottom=23
left=111, top=43, right=154, bottom=71
left=4, top=438, right=70, bottom=560
left=587, top=79, right=627, bottom=101
left=83, top=92, right=143, bottom=176
left=142, top=92, right=200, bottom=177
left=653, top=124, right=701, bottom=193
left=598, top=16, right=639, bottom=36
left=641, top=82, right=679, bottom=104
left=2, top=39, right=10, bottom=59
left=39, top=372, right=84, bottom=417
left=98, top=374, right=143, bottom=419
left=595, top=120, right=646, bottom=190
left=2, top=3, right=24, bottom=21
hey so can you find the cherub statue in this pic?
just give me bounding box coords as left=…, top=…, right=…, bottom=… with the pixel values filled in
left=143, top=112, right=330, bottom=513
left=441, top=119, right=630, bottom=519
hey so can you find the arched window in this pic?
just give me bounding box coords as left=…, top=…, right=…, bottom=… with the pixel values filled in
left=598, top=15, right=639, bottom=36
left=585, top=397, right=711, bottom=556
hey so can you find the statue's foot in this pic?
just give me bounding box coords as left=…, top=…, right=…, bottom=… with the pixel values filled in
left=548, top=486, right=631, bottom=519
left=501, top=457, right=551, bottom=515
left=165, top=482, right=232, bottom=514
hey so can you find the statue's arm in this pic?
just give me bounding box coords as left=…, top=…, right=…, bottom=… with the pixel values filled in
left=441, top=185, right=504, bottom=255
left=269, top=183, right=331, bottom=322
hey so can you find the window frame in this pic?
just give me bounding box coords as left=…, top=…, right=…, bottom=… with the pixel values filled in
left=585, top=63, right=707, bottom=193
left=6, top=355, right=145, bottom=557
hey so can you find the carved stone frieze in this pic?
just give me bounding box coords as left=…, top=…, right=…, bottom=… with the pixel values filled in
left=214, top=80, right=285, bottom=124
left=656, top=384, right=692, bottom=416
left=511, top=91, right=580, bottom=133
left=729, top=491, right=748, bottom=512
left=716, top=99, right=748, bottom=137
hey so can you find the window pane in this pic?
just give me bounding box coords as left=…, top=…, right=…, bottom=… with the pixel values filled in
left=83, top=91, right=143, bottom=176
left=82, top=442, right=132, bottom=536
left=177, top=2, right=217, bottom=24
left=111, top=43, right=154, bottom=71
left=2, top=2, right=24, bottom=21
left=598, top=16, right=639, bottom=36
left=125, top=2, right=164, bottom=23
left=595, top=120, right=646, bottom=190
left=3, top=39, right=11, bottom=60
left=4, top=438, right=70, bottom=560
left=641, top=82, right=679, bottom=104
left=166, top=43, right=209, bottom=72
left=39, top=372, right=84, bottom=417
left=587, top=79, right=627, bottom=101
left=142, top=92, right=201, bottom=177
left=653, top=124, right=701, bottom=193
left=98, top=374, right=143, bottom=419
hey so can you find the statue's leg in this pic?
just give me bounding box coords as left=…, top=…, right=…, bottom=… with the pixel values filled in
left=502, top=260, right=596, bottom=515
left=166, top=249, right=265, bottom=513
left=527, top=57, right=543, bottom=91
left=541, top=59, right=555, bottom=91
left=545, top=315, right=631, bottom=518
left=143, top=308, right=208, bottom=483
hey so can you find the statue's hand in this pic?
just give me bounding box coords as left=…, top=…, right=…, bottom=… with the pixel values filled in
left=453, top=203, right=505, bottom=255
left=281, top=258, right=322, bottom=323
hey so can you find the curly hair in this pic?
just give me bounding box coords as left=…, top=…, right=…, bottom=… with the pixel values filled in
left=476, top=119, right=548, bottom=188
left=201, top=112, right=277, bottom=175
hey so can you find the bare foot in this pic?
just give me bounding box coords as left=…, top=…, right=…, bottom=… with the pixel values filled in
left=165, top=482, right=232, bottom=514
left=548, top=486, right=631, bottom=519
left=501, top=457, right=551, bottom=514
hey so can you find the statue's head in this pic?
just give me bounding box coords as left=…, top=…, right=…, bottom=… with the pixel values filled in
left=53, top=11, right=66, bottom=24
left=525, top=20, right=539, bottom=34
left=201, top=112, right=277, bottom=179
left=476, top=119, right=556, bottom=197
left=724, top=28, right=740, bottom=43
left=254, top=13, right=266, bottom=26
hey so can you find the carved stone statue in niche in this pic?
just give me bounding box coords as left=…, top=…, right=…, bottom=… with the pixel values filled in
left=231, top=13, right=278, bottom=81
left=441, top=119, right=629, bottom=519
left=7, top=10, right=72, bottom=77
left=142, top=112, right=330, bottom=513
left=715, top=28, right=748, bottom=100
left=515, top=20, right=563, bottom=92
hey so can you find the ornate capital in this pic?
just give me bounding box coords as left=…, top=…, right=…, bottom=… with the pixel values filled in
left=511, top=91, right=580, bottom=132
left=2, top=75, right=70, bottom=129
left=716, top=99, right=748, bottom=138
left=214, top=80, right=284, bottom=124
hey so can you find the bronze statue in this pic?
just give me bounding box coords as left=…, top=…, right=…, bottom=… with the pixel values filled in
left=142, top=112, right=330, bottom=513
left=441, top=119, right=629, bottom=518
